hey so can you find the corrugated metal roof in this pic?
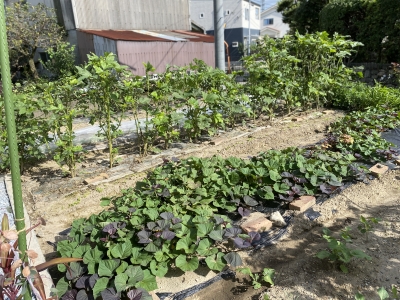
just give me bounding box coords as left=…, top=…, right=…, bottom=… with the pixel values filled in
left=132, top=30, right=187, bottom=42
left=171, top=30, right=215, bottom=43
left=78, top=29, right=170, bottom=42
left=78, top=29, right=215, bottom=43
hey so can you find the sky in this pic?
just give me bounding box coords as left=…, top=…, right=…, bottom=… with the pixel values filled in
left=262, top=0, right=278, bottom=10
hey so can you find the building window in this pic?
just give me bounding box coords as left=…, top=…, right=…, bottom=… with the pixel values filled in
left=232, top=41, right=239, bottom=47
left=263, top=18, right=274, bottom=26
left=200, top=13, right=204, bottom=18
left=245, top=8, right=249, bottom=20
left=255, top=7, right=260, bottom=20
left=225, top=10, right=231, bottom=16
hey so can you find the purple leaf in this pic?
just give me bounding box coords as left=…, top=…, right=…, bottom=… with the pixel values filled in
left=214, top=216, right=225, bottom=225
left=293, top=177, right=307, bottom=184
left=61, top=290, right=78, bottom=300
left=224, top=227, right=242, bottom=238
left=279, top=194, right=294, bottom=202
left=137, top=230, right=151, bottom=244
left=103, top=223, right=117, bottom=235
left=76, top=289, right=93, bottom=300
left=248, top=231, right=261, bottom=243
left=101, top=288, right=120, bottom=300
left=127, top=289, right=142, bottom=300
left=243, top=195, right=258, bottom=206
left=233, top=237, right=251, bottom=249
left=147, top=222, right=157, bottom=230
left=172, top=217, right=182, bottom=224
left=161, top=188, right=170, bottom=198
left=238, top=207, right=251, bottom=217
left=291, top=185, right=301, bottom=195
left=282, top=178, right=293, bottom=187
left=118, top=222, right=127, bottom=229
left=128, top=207, right=136, bottom=213
left=75, top=276, right=90, bottom=289
left=156, top=219, right=170, bottom=230
left=89, top=274, right=99, bottom=289
left=171, top=157, right=180, bottom=162
left=160, top=212, right=174, bottom=220
left=320, top=183, right=340, bottom=195
left=161, top=230, right=176, bottom=240
left=281, top=172, right=293, bottom=178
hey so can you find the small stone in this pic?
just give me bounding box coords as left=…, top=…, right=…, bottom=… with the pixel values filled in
left=241, top=212, right=273, bottom=233
left=289, top=196, right=316, bottom=212
left=149, top=291, right=160, bottom=300
left=270, top=211, right=287, bottom=227
left=322, top=110, right=335, bottom=115
left=291, top=117, right=303, bottom=122
left=210, top=137, right=227, bottom=146
left=369, top=163, right=389, bottom=177
left=96, top=160, right=103, bottom=164
left=394, top=159, right=400, bottom=166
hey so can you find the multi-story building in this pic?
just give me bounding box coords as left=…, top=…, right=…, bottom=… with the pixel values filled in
left=190, top=0, right=261, bottom=61
left=260, top=4, right=289, bottom=38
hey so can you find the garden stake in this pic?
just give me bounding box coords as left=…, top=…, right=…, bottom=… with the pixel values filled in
left=0, top=1, right=31, bottom=299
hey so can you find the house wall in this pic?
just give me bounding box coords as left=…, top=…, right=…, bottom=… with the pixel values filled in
left=190, top=0, right=260, bottom=31
left=260, top=7, right=289, bottom=38
left=117, top=41, right=215, bottom=76
left=93, top=35, right=117, bottom=57
left=76, top=30, right=95, bottom=63
left=71, top=0, right=191, bottom=30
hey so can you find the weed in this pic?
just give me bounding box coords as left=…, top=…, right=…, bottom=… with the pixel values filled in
left=236, top=267, right=275, bottom=290
left=358, top=215, right=380, bottom=241
left=316, top=227, right=371, bottom=273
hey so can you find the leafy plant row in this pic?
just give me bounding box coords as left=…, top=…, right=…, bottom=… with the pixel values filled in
left=55, top=106, right=400, bottom=299
left=0, top=32, right=370, bottom=177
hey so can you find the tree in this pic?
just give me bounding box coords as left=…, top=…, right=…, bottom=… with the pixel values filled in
left=6, top=2, right=64, bottom=79
left=320, top=0, right=400, bottom=62
left=277, top=0, right=328, bottom=34
left=43, top=42, right=77, bottom=79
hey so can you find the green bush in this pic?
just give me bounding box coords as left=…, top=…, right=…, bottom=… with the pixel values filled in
left=331, top=82, right=400, bottom=110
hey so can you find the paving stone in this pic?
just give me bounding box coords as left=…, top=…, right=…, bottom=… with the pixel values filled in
left=289, top=195, right=316, bottom=212
left=241, top=212, right=273, bottom=233
left=369, top=163, right=389, bottom=177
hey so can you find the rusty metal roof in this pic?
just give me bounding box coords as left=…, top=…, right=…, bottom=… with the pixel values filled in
left=172, top=30, right=215, bottom=43
left=78, top=29, right=214, bottom=43
left=78, top=29, right=169, bottom=42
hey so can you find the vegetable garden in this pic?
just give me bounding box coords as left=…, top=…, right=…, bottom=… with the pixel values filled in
left=2, top=32, right=400, bottom=300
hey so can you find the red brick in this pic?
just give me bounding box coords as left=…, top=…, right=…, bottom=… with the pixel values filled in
left=369, top=163, right=389, bottom=177
left=289, top=195, right=316, bottom=212
left=241, top=212, right=273, bottom=233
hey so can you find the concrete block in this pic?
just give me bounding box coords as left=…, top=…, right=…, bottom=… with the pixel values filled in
left=369, top=163, right=389, bottom=177
left=289, top=196, right=316, bottom=212
left=241, top=212, right=273, bottom=233
left=83, top=173, right=108, bottom=185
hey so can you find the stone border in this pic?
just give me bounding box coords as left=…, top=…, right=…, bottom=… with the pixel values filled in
left=5, top=175, right=53, bottom=298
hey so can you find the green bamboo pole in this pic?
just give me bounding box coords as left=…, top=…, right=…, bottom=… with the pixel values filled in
left=0, top=2, right=31, bottom=300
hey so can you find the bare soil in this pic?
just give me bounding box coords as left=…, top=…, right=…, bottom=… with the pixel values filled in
left=16, top=109, right=400, bottom=299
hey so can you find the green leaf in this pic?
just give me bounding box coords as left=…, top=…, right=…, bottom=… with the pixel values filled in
left=93, top=277, right=109, bottom=298
left=205, top=252, right=226, bottom=271
left=115, top=261, right=128, bottom=274
left=197, top=223, right=214, bottom=237
left=175, top=255, right=199, bottom=272
left=111, top=241, right=132, bottom=259
left=208, top=229, right=224, bottom=241
left=150, top=260, right=168, bottom=277
left=339, top=264, right=348, bottom=273
left=144, top=242, right=159, bottom=253
left=98, top=259, right=120, bottom=277
left=196, top=238, right=218, bottom=256
left=316, top=250, right=331, bottom=259
left=237, top=267, right=252, bottom=276
left=55, top=277, right=69, bottom=298
left=223, top=252, right=242, bottom=267
left=269, top=170, right=281, bottom=181
left=354, top=293, right=365, bottom=300
left=125, top=265, right=145, bottom=285
left=378, top=287, right=389, bottom=300
left=176, top=236, right=195, bottom=253
left=83, top=246, right=103, bottom=264
left=135, top=269, right=158, bottom=291
left=114, top=273, right=128, bottom=293
left=72, top=245, right=91, bottom=258
left=262, top=268, right=275, bottom=286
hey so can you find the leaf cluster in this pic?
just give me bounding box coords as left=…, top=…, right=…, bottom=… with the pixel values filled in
left=316, top=227, right=371, bottom=273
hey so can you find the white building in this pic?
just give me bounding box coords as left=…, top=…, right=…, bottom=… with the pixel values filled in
left=260, top=4, right=289, bottom=38
left=190, top=0, right=261, bottom=61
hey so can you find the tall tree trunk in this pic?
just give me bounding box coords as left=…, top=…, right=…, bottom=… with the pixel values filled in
left=28, top=58, right=39, bottom=80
